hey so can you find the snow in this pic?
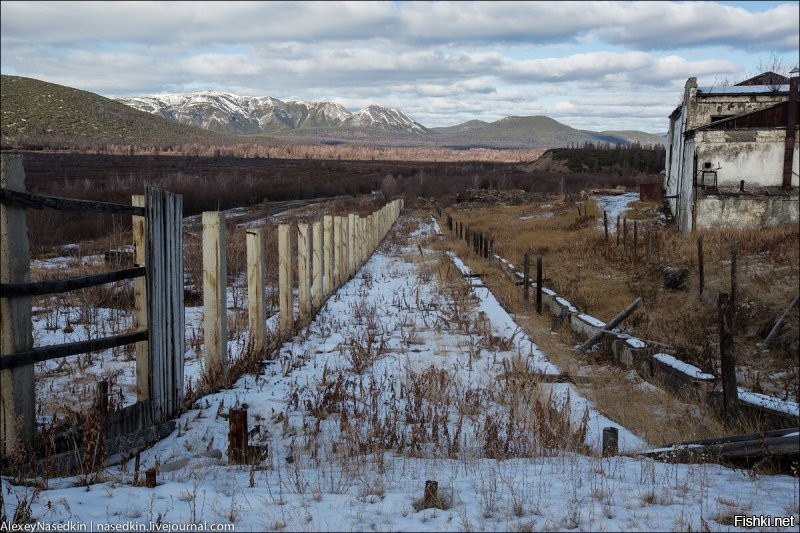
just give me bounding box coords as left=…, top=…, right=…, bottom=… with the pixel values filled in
left=4, top=215, right=798, bottom=532
left=592, top=193, right=640, bottom=232
left=626, top=338, right=646, bottom=349
left=737, top=388, right=800, bottom=417
left=578, top=313, right=606, bottom=328
left=653, top=353, right=715, bottom=381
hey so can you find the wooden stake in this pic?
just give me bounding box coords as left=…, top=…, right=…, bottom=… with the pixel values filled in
left=602, top=427, right=618, bottom=457
left=718, top=293, right=738, bottom=423
left=536, top=256, right=543, bottom=315
left=730, top=240, right=737, bottom=331
left=633, top=220, right=638, bottom=259
left=278, top=224, right=293, bottom=333
left=423, top=480, right=439, bottom=509
left=202, top=211, right=227, bottom=380
left=523, top=252, right=531, bottom=300
left=697, top=235, right=704, bottom=297
left=228, top=408, right=248, bottom=464
left=622, top=217, right=628, bottom=253
left=616, top=215, right=620, bottom=246
left=246, top=228, right=266, bottom=356
left=603, top=211, right=608, bottom=242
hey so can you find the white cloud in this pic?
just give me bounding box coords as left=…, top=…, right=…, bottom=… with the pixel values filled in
left=1, top=0, right=796, bottom=132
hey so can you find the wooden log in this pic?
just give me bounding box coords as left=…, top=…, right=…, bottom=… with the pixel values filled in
left=132, top=195, right=149, bottom=402
left=297, top=223, right=311, bottom=320
left=323, top=215, right=333, bottom=296
left=202, top=212, right=227, bottom=380
left=312, top=221, right=323, bottom=309
left=536, top=256, right=543, bottom=315
left=697, top=235, right=704, bottom=297
left=278, top=224, right=293, bottom=333
left=228, top=408, right=248, bottom=464
left=246, top=228, right=266, bottom=356
left=1, top=154, right=35, bottom=457
left=764, top=294, right=800, bottom=346
left=0, top=188, right=144, bottom=216
left=523, top=252, right=531, bottom=300
left=602, top=427, right=618, bottom=457
left=96, top=380, right=108, bottom=416
left=0, top=267, right=145, bottom=297
left=718, top=293, right=738, bottom=422
left=577, top=297, right=643, bottom=352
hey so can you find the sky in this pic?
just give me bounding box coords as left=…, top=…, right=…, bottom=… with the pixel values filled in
left=1, top=1, right=798, bottom=133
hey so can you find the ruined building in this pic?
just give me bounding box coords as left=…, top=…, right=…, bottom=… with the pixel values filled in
left=664, top=71, right=799, bottom=232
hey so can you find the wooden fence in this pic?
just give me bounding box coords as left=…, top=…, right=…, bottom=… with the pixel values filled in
left=1, top=154, right=184, bottom=465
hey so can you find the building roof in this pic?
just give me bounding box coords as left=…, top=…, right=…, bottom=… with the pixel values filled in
left=735, top=71, right=790, bottom=86
left=697, top=84, right=789, bottom=95
left=684, top=101, right=793, bottom=135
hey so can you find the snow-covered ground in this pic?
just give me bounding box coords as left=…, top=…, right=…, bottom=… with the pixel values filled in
left=3, top=214, right=798, bottom=532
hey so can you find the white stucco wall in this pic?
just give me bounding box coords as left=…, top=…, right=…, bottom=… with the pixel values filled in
left=695, top=130, right=800, bottom=187
left=695, top=195, right=799, bottom=230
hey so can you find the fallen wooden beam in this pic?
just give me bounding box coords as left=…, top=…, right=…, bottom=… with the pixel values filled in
left=764, top=294, right=800, bottom=346
left=577, top=297, right=642, bottom=352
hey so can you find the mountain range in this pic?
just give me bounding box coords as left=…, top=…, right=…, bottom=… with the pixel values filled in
left=1, top=75, right=665, bottom=150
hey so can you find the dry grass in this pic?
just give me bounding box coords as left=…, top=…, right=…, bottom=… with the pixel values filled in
left=444, top=198, right=799, bottom=405
left=434, top=200, right=798, bottom=444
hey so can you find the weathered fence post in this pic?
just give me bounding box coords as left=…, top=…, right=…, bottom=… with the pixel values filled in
left=577, top=297, right=643, bottom=352
left=622, top=217, right=628, bottom=253
left=697, top=235, right=704, bottom=297
left=423, top=480, right=439, bottom=509
left=333, top=216, right=343, bottom=288
left=633, top=220, right=638, bottom=260
left=523, top=252, right=531, bottom=300
left=246, top=228, right=266, bottom=356
left=730, top=240, right=737, bottom=330
left=1, top=154, right=34, bottom=457
left=297, top=223, right=311, bottom=321
left=536, top=255, right=543, bottom=315
left=323, top=215, right=333, bottom=296
left=718, top=293, right=738, bottom=423
left=278, top=224, right=293, bottom=333
left=616, top=215, right=620, bottom=246
left=603, top=211, right=608, bottom=242
left=228, top=408, right=248, bottom=464
left=312, top=221, right=323, bottom=309
left=202, top=212, right=227, bottom=381
left=132, top=194, right=149, bottom=401
left=602, top=427, right=618, bottom=457
left=646, top=224, right=652, bottom=263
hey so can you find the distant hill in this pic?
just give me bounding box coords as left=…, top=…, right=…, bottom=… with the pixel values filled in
left=2, top=75, right=666, bottom=152
left=527, top=146, right=667, bottom=174
left=1, top=75, right=232, bottom=148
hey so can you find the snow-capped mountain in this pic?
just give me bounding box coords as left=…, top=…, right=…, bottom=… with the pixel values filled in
left=116, top=92, right=427, bottom=135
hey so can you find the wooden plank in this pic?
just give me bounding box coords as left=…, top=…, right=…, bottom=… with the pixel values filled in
left=334, top=216, right=343, bottom=287
left=323, top=215, right=333, bottom=297
left=348, top=213, right=356, bottom=277
left=765, top=294, right=800, bottom=346
left=0, top=188, right=144, bottom=216
left=1, top=154, right=35, bottom=456
left=146, top=187, right=165, bottom=420
left=202, top=211, right=227, bottom=381
left=246, top=228, right=266, bottom=356
left=170, top=192, right=185, bottom=414
left=132, top=195, right=148, bottom=402
left=0, top=267, right=145, bottom=297
left=0, top=330, right=149, bottom=371
left=312, top=221, right=323, bottom=309
left=278, top=224, right=293, bottom=333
